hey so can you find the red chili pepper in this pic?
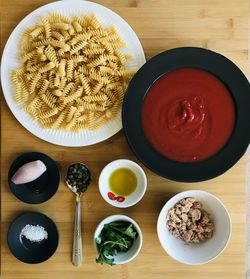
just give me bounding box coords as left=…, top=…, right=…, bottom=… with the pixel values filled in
left=108, top=192, right=116, bottom=200
left=116, top=196, right=125, bottom=203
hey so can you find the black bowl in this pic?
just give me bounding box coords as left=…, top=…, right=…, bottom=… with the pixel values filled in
left=7, top=212, right=59, bottom=264
left=8, top=152, right=60, bottom=204
left=122, top=47, right=250, bottom=182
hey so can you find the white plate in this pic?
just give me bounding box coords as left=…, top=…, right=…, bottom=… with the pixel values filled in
left=1, top=0, right=146, bottom=146
left=157, top=190, right=232, bottom=265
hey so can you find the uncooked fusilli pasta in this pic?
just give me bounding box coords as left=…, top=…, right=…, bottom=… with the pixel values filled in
left=12, top=12, right=136, bottom=131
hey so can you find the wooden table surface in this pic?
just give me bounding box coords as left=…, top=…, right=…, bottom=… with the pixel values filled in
left=1, top=0, right=249, bottom=278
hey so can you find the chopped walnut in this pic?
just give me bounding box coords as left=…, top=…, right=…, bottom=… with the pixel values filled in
left=167, top=197, right=214, bottom=244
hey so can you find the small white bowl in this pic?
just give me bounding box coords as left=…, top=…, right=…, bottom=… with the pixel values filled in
left=157, top=190, right=232, bottom=265
left=98, top=159, right=147, bottom=208
left=94, top=214, right=143, bottom=264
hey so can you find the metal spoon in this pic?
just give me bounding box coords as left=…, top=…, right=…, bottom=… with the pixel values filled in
left=66, top=162, right=91, bottom=266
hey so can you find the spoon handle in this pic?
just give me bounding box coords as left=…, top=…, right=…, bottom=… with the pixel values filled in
left=72, top=196, right=82, bottom=266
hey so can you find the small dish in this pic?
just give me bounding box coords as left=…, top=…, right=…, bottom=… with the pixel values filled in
left=7, top=211, right=59, bottom=264
left=8, top=152, right=60, bottom=204
left=157, top=190, right=232, bottom=265
left=94, top=214, right=143, bottom=264
left=98, top=159, right=147, bottom=208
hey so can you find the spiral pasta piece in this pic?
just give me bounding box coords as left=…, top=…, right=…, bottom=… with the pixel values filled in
left=50, top=22, right=70, bottom=31
left=61, top=87, right=83, bottom=105
left=48, top=13, right=71, bottom=24
left=51, top=31, right=64, bottom=41
left=83, top=94, right=107, bottom=102
left=44, top=45, right=58, bottom=65
left=29, top=73, right=41, bottom=92
left=62, top=82, right=74, bottom=96
left=70, top=41, right=88, bottom=55
left=39, top=107, right=59, bottom=119
left=38, top=79, right=50, bottom=95
left=66, top=106, right=77, bottom=122
left=30, top=26, right=44, bottom=38
left=14, top=82, right=23, bottom=104
left=50, top=110, right=66, bottom=129
left=41, top=93, right=57, bottom=108
left=79, top=74, right=92, bottom=95
left=72, top=21, right=82, bottom=33
left=41, top=17, right=52, bottom=38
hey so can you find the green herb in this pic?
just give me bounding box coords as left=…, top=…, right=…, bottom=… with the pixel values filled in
left=95, top=221, right=138, bottom=266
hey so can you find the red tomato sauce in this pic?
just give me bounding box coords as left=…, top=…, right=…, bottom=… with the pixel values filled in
left=141, top=68, right=235, bottom=162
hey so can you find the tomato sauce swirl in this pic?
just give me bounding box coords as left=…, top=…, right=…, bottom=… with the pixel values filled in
left=141, top=68, right=235, bottom=162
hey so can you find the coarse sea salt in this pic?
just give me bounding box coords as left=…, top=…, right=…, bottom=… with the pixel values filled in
left=20, top=224, right=48, bottom=242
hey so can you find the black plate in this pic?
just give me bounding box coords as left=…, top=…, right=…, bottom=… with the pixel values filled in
left=122, top=47, right=250, bottom=182
left=8, top=152, right=60, bottom=204
left=7, top=212, right=59, bottom=264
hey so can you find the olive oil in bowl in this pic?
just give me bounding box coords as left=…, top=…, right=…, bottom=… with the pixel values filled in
left=109, top=168, right=137, bottom=196
left=98, top=159, right=147, bottom=208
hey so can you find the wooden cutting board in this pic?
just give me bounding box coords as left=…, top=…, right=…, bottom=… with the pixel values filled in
left=1, top=0, right=248, bottom=278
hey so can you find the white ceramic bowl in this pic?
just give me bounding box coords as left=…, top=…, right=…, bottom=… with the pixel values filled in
left=157, top=190, right=232, bottom=265
left=94, top=214, right=143, bottom=264
left=98, top=159, right=147, bottom=208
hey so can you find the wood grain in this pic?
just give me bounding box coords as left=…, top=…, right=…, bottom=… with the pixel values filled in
left=0, top=0, right=248, bottom=278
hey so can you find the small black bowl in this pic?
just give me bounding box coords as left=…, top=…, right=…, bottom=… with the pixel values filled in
left=8, top=152, right=60, bottom=204
left=7, top=212, right=59, bottom=264
left=122, top=47, right=250, bottom=182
